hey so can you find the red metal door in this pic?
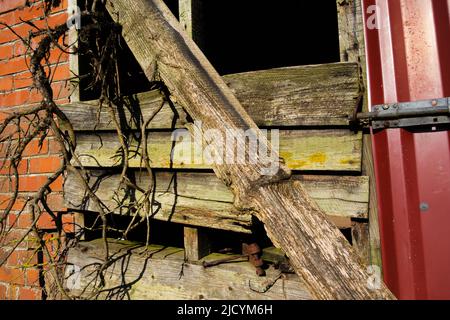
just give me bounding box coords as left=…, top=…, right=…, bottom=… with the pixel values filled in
left=362, top=0, right=450, bottom=299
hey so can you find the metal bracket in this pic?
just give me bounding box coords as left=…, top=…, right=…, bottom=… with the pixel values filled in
left=353, top=97, right=450, bottom=129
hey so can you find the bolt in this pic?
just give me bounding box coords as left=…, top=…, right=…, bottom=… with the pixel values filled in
left=420, top=202, right=430, bottom=212
left=432, top=100, right=438, bottom=107
left=382, top=104, right=390, bottom=110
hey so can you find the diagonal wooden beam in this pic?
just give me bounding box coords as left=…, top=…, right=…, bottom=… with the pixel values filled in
left=104, top=0, right=394, bottom=299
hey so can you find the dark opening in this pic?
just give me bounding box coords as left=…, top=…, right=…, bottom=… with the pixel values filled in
left=200, top=0, right=340, bottom=75
left=82, top=212, right=184, bottom=248
left=163, top=0, right=179, bottom=18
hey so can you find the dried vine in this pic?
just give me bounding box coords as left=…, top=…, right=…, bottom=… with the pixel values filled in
left=0, top=0, right=167, bottom=299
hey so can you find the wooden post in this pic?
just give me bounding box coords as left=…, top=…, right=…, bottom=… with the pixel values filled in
left=184, top=227, right=210, bottom=261
left=178, top=0, right=204, bottom=49
left=179, top=0, right=210, bottom=261
left=336, top=0, right=383, bottom=269
left=105, top=0, right=394, bottom=299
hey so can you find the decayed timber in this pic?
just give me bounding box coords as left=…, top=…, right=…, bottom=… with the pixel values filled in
left=60, top=63, right=360, bottom=130
left=105, top=0, right=394, bottom=299
left=337, top=0, right=382, bottom=269
left=73, top=130, right=362, bottom=171
left=66, top=240, right=311, bottom=299
left=64, top=171, right=370, bottom=232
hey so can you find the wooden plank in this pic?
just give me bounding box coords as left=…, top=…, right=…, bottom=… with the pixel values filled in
left=73, top=130, right=363, bottom=171
left=337, top=0, right=382, bottom=269
left=64, top=171, right=253, bottom=234
left=184, top=227, right=210, bottom=261
left=64, top=171, right=369, bottom=232
left=104, top=0, right=394, bottom=299
left=179, top=0, right=209, bottom=258
left=60, top=63, right=360, bottom=130
left=224, top=63, right=360, bottom=127
left=66, top=239, right=311, bottom=300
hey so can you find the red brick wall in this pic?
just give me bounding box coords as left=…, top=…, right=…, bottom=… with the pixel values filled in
left=0, top=0, right=71, bottom=300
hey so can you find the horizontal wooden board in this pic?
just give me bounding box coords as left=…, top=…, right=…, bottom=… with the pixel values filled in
left=60, top=62, right=360, bottom=130
left=67, top=240, right=311, bottom=299
left=64, top=171, right=369, bottom=233
left=73, top=130, right=363, bottom=171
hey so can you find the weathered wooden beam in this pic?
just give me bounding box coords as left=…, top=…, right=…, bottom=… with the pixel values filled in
left=73, top=130, right=362, bottom=171
left=60, top=63, right=361, bottom=130
left=66, top=239, right=311, bottom=299
left=337, top=0, right=382, bottom=270
left=64, top=171, right=370, bottom=230
left=105, top=0, right=394, bottom=299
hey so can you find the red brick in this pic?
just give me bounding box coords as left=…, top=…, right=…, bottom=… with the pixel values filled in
left=0, top=11, right=17, bottom=30
left=0, top=56, right=29, bottom=76
left=0, top=0, right=26, bottom=15
left=13, top=37, right=40, bottom=56
left=51, top=81, right=71, bottom=100
left=23, top=139, right=48, bottom=156
left=7, top=212, right=34, bottom=229
left=37, top=211, right=56, bottom=229
left=7, top=249, right=37, bottom=267
left=29, top=156, right=61, bottom=173
left=18, top=286, right=41, bottom=300
left=48, top=48, right=69, bottom=64
left=0, top=283, right=6, bottom=299
left=0, top=76, right=13, bottom=91
left=0, top=195, right=27, bottom=211
left=62, top=212, right=74, bottom=233
left=49, top=174, right=63, bottom=191
left=0, top=89, right=32, bottom=107
left=25, top=268, right=39, bottom=286
left=0, top=13, right=67, bottom=44
left=1, top=228, right=28, bottom=247
left=49, top=64, right=70, bottom=81
left=0, top=266, right=25, bottom=285
left=0, top=43, right=13, bottom=59
left=18, top=175, right=48, bottom=192
left=0, top=159, right=27, bottom=175
left=13, top=73, right=33, bottom=89
left=47, top=192, right=65, bottom=211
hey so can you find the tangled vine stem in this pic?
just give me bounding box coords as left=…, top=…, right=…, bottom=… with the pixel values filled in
left=0, top=1, right=168, bottom=299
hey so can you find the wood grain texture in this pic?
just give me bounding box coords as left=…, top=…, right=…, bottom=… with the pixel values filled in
left=337, top=0, right=382, bottom=269
left=104, top=0, right=394, bottom=299
left=60, top=62, right=360, bottom=131
left=72, top=130, right=362, bottom=171
left=184, top=226, right=210, bottom=261
left=64, top=170, right=370, bottom=230
left=66, top=240, right=311, bottom=300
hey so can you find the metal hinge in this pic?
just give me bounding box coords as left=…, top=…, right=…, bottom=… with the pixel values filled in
left=352, top=97, right=450, bottom=129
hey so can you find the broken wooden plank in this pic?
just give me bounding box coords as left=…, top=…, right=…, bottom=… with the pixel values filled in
left=105, top=0, right=394, bottom=299
left=73, top=130, right=362, bottom=172
left=64, top=171, right=369, bottom=232
left=60, top=62, right=360, bottom=130
left=64, top=171, right=253, bottom=234
left=66, top=239, right=311, bottom=299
